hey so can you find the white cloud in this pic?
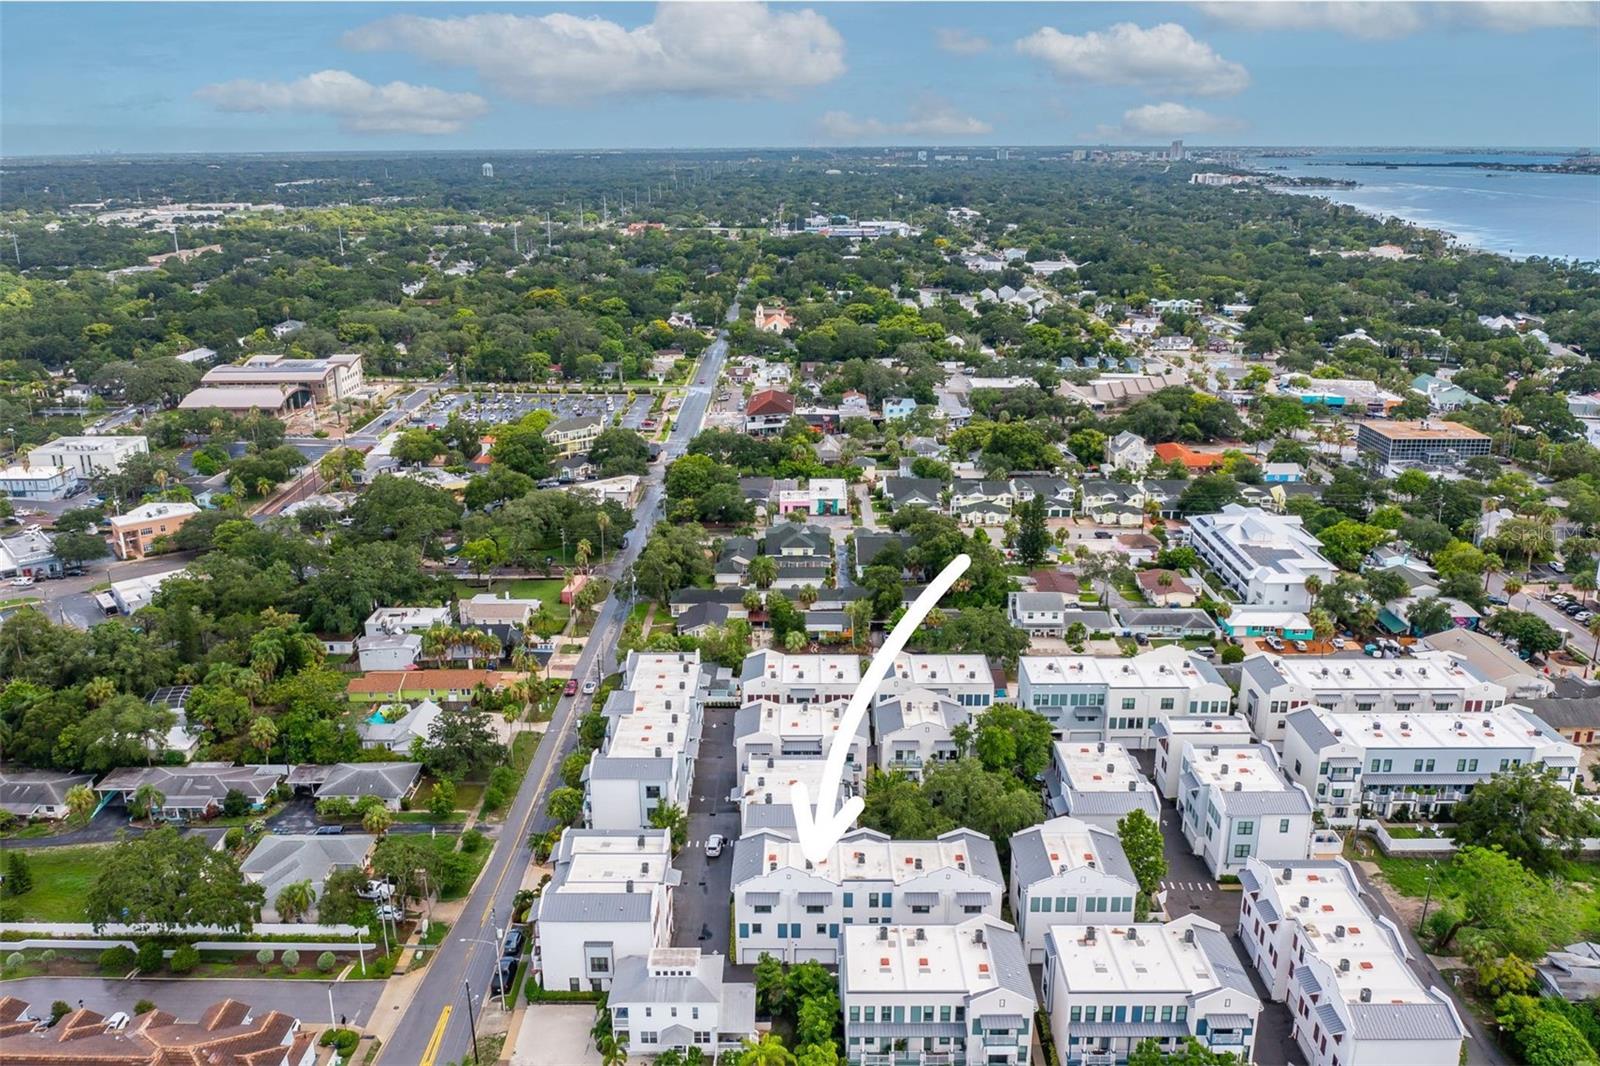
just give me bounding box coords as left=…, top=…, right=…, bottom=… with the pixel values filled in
left=1192, top=1, right=1597, bottom=38
left=196, top=70, right=488, bottom=134
left=818, top=102, right=993, bottom=142
left=1016, top=22, right=1249, bottom=97
left=935, top=28, right=992, bottom=55
left=1089, top=101, right=1243, bottom=141
left=343, top=2, right=845, bottom=103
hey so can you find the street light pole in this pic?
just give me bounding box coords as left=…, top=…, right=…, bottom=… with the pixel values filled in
left=461, top=977, right=481, bottom=1065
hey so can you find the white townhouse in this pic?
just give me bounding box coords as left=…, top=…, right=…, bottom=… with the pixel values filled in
left=1187, top=505, right=1335, bottom=612
left=1018, top=646, right=1233, bottom=747
left=535, top=828, right=678, bottom=993
left=734, top=698, right=869, bottom=780
left=872, top=688, right=968, bottom=780
left=363, top=605, right=451, bottom=638
left=881, top=653, right=996, bottom=710
left=27, top=434, right=148, bottom=477
left=1282, top=704, right=1580, bottom=826
left=1176, top=743, right=1315, bottom=878
left=1238, top=652, right=1505, bottom=746
left=841, top=917, right=1036, bottom=1066
left=1238, top=858, right=1467, bottom=1066
left=1151, top=716, right=1255, bottom=799
left=1009, top=817, right=1140, bottom=965
left=1041, top=915, right=1262, bottom=1066
left=735, top=756, right=851, bottom=840
left=730, top=828, right=1004, bottom=965
left=607, top=948, right=757, bottom=1061
left=740, top=650, right=862, bottom=706
left=1009, top=591, right=1074, bottom=638
left=585, top=651, right=706, bottom=830
left=1045, top=740, right=1161, bottom=831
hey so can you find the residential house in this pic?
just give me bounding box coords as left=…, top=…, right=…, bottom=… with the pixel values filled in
left=1134, top=569, right=1197, bottom=607
left=0, top=768, right=95, bottom=821
left=146, top=686, right=203, bottom=762
left=1076, top=480, right=1145, bottom=527
left=840, top=391, right=873, bottom=420
left=357, top=700, right=444, bottom=752
left=104, top=567, right=188, bottom=615
left=777, top=479, right=847, bottom=517
left=814, top=435, right=845, bottom=464
left=736, top=756, right=852, bottom=840
left=1151, top=716, right=1256, bottom=799
left=880, top=653, right=998, bottom=710
left=734, top=698, right=869, bottom=778
left=356, top=632, right=423, bottom=672
left=0, top=998, right=316, bottom=1065
left=1176, top=744, right=1315, bottom=878
left=1104, top=431, right=1153, bottom=473
left=286, top=762, right=421, bottom=810
left=855, top=531, right=913, bottom=578
left=840, top=916, right=1035, bottom=1066
left=607, top=948, right=757, bottom=1061
left=1281, top=704, right=1579, bottom=826
left=740, top=650, right=862, bottom=706
left=1412, top=373, right=1483, bottom=412
left=1152, top=443, right=1236, bottom=473
left=745, top=389, right=796, bottom=436
left=882, top=476, right=943, bottom=511
left=94, top=763, right=284, bottom=821
left=1008, top=816, right=1140, bottom=963
left=536, top=828, right=678, bottom=993
left=243, top=833, right=375, bottom=921
left=1116, top=608, right=1220, bottom=640
left=345, top=669, right=526, bottom=704
left=109, top=501, right=201, bottom=560
left=1262, top=463, right=1305, bottom=483
left=1009, top=591, right=1074, bottom=638
left=872, top=689, right=968, bottom=780
left=1018, top=646, right=1234, bottom=747
left=1219, top=608, right=1314, bottom=643
left=883, top=397, right=917, bottom=421
left=1045, top=740, right=1161, bottom=830
left=1041, top=916, right=1261, bottom=1065
left=1238, top=858, right=1467, bottom=1066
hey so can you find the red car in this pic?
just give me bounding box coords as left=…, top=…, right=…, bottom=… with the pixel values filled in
left=564, top=679, right=579, bottom=697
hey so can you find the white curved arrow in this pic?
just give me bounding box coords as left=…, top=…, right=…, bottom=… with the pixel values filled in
left=791, top=553, right=972, bottom=864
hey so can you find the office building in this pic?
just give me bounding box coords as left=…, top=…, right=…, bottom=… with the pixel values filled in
left=1176, top=743, right=1315, bottom=878
left=26, top=434, right=148, bottom=477
left=1187, top=505, right=1335, bottom=612
left=1045, top=740, right=1160, bottom=831
left=1018, top=646, right=1233, bottom=746
left=0, top=463, right=77, bottom=500
left=730, top=828, right=1003, bottom=965
left=1008, top=817, right=1140, bottom=964
left=1355, top=420, right=1491, bottom=468
left=535, top=828, right=677, bottom=993
left=108, top=501, right=200, bottom=560
left=200, top=352, right=364, bottom=406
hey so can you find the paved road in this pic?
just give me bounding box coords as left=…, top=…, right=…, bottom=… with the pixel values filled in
left=4, top=976, right=386, bottom=1028
left=672, top=703, right=741, bottom=961
left=379, top=302, right=735, bottom=1065
left=23, top=551, right=199, bottom=630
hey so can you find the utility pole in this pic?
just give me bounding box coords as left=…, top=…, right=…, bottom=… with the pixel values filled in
left=9, top=231, right=18, bottom=266
left=337, top=226, right=345, bottom=257
left=461, top=978, right=480, bottom=1065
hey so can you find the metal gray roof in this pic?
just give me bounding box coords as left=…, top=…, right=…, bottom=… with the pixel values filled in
left=1217, top=787, right=1313, bottom=817
left=1009, top=820, right=1137, bottom=888
left=1065, top=791, right=1160, bottom=821
left=849, top=1023, right=966, bottom=1038
left=1070, top=1023, right=1189, bottom=1038
left=589, top=756, right=674, bottom=778
left=1240, top=655, right=1288, bottom=693
left=985, top=922, right=1035, bottom=1000
left=313, top=762, right=421, bottom=801
left=1316, top=1002, right=1345, bottom=1036
left=537, top=891, right=655, bottom=923
left=1348, top=1002, right=1464, bottom=1041
left=607, top=956, right=720, bottom=1004
left=1285, top=707, right=1340, bottom=752
left=1207, top=1013, right=1253, bottom=1029
left=1194, top=926, right=1258, bottom=998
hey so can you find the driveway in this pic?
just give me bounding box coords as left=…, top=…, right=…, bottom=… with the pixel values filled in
left=510, top=1004, right=602, bottom=1065
left=671, top=703, right=740, bottom=961
left=7, top=807, right=142, bottom=848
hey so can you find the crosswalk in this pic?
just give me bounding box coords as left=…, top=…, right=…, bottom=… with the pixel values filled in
left=1160, top=880, right=1216, bottom=892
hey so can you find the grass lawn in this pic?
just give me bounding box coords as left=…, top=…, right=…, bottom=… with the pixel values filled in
left=511, top=731, right=540, bottom=773
left=0, top=823, right=57, bottom=842
left=1364, top=847, right=1600, bottom=936
left=499, top=578, right=571, bottom=626
left=6, top=846, right=108, bottom=921
left=193, top=953, right=337, bottom=980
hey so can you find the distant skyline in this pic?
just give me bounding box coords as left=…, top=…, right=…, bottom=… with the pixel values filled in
left=4, top=2, right=1599, bottom=157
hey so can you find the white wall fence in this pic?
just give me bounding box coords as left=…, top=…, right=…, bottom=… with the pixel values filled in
left=2, top=937, right=375, bottom=956
left=1360, top=819, right=1600, bottom=856
left=1, top=921, right=367, bottom=939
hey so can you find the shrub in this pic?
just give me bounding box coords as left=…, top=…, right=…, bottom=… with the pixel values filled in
left=1, top=851, right=34, bottom=896
left=317, top=950, right=337, bottom=973
left=136, top=941, right=165, bottom=974
left=281, top=948, right=300, bottom=971
left=100, top=945, right=137, bottom=973
left=461, top=829, right=487, bottom=853
left=168, top=944, right=199, bottom=975
left=223, top=827, right=245, bottom=851
left=1219, top=643, right=1245, bottom=664
left=49, top=1000, right=70, bottom=1025
left=134, top=999, right=157, bottom=1016
left=38, top=949, right=55, bottom=963
left=319, top=1028, right=360, bottom=1053
left=255, top=947, right=274, bottom=972
left=4, top=951, right=23, bottom=970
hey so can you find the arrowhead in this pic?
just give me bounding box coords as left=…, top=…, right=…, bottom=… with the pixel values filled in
left=790, top=782, right=865, bottom=866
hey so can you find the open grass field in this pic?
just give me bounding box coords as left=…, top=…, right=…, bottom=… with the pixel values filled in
left=4, top=845, right=107, bottom=921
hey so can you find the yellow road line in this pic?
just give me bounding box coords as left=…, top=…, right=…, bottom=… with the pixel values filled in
left=419, top=1004, right=453, bottom=1066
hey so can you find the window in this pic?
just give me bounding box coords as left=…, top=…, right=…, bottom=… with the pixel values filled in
left=1122, top=697, right=1136, bottom=710
left=1084, top=1006, right=1096, bottom=1023
left=1070, top=1007, right=1082, bottom=1023
left=1457, top=758, right=1467, bottom=772
left=590, top=957, right=610, bottom=974
left=754, top=904, right=773, bottom=914
left=1468, top=758, right=1478, bottom=772
left=1160, top=697, right=1175, bottom=710
left=644, top=785, right=661, bottom=799
left=1234, top=844, right=1252, bottom=859
left=1176, top=1007, right=1187, bottom=1022
left=739, top=924, right=749, bottom=938
left=1237, top=821, right=1254, bottom=836
left=941, top=1006, right=952, bottom=1023
left=1161, top=1006, right=1173, bottom=1023
left=750, top=923, right=762, bottom=935
left=817, top=924, right=828, bottom=935
left=1279, top=818, right=1291, bottom=833
left=868, top=893, right=878, bottom=908
left=1029, top=897, right=1042, bottom=912
left=843, top=892, right=853, bottom=907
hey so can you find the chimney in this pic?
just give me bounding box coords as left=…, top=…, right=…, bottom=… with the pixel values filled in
left=1183, top=927, right=1195, bottom=944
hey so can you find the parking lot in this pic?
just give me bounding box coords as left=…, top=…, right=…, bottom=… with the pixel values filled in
left=410, top=390, right=654, bottom=431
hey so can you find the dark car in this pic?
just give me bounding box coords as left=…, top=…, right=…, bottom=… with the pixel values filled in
left=490, top=957, right=516, bottom=997
left=501, top=928, right=525, bottom=959
left=313, top=824, right=344, bottom=835
left=564, top=678, right=579, bottom=697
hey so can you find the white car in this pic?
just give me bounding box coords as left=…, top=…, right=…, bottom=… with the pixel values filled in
left=581, top=679, right=598, bottom=695
left=1331, top=638, right=1346, bottom=650
left=9, top=576, right=34, bottom=587
left=705, top=834, right=726, bottom=858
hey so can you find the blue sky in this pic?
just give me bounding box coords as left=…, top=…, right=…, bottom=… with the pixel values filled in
left=4, top=2, right=1598, bottom=155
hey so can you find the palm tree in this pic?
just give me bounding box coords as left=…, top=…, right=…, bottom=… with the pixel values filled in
left=748, top=555, right=777, bottom=590
left=255, top=477, right=273, bottom=500
left=648, top=802, right=688, bottom=852
left=421, top=622, right=457, bottom=666
left=1589, top=616, right=1600, bottom=680
left=796, top=584, right=818, bottom=610
left=65, top=784, right=97, bottom=825
left=131, top=784, right=165, bottom=822
left=783, top=629, right=807, bottom=652
left=362, top=806, right=394, bottom=836
left=1574, top=572, right=1597, bottom=610
left=596, top=511, right=612, bottom=562
left=248, top=716, right=278, bottom=756
left=84, top=676, right=116, bottom=707
left=275, top=879, right=317, bottom=923
left=733, top=1033, right=793, bottom=1066
left=597, top=1035, right=629, bottom=1066
left=1504, top=577, right=1524, bottom=610
left=575, top=538, right=593, bottom=571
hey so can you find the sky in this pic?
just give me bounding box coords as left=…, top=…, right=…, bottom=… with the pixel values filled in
left=3, top=1, right=1599, bottom=156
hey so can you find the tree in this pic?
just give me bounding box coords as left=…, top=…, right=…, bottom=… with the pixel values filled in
left=649, top=802, right=688, bottom=852
left=548, top=786, right=585, bottom=825
left=589, top=428, right=651, bottom=478
left=747, top=555, right=778, bottom=590
left=65, top=783, right=97, bottom=825
left=734, top=1032, right=794, bottom=1066
left=972, top=705, right=1055, bottom=780
left=317, top=448, right=363, bottom=490
left=461, top=538, right=502, bottom=580
left=86, top=826, right=264, bottom=933
left=1177, top=475, right=1241, bottom=516
left=52, top=530, right=110, bottom=569
left=275, top=879, right=317, bottom=923
left=362, top=806, right=394, bottom=835
left=1, top=850, right=34, bottom=897
left=1452, top=765, right=1600, bottom=871
left=1427, top=846, right=1580, bottom=957
left=1015, top=497, right=1050, bottom=567
left=753, top=953, right=788, bottom=1015
left=1490, top=609, right=1564, bottom=656
left=1406, top=596, right=1455, bottom=637
left=423, top=705, right=506, bottom=781
left=1117, top=809, right=1167, bottom=919
left=1315, top=519, right=1390, bottom=571
left=427, top=779, right=458, bottom=819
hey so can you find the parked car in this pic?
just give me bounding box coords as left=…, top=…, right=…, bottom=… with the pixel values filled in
left=1292, top=640, right=1309, bottom=652
left=1133, top=633, right=1150, bottom=646
left=705, top=834, right=726, bottom=858
left=491, top=957, right=516, bottom=996
left=314, top=824, right=344, bottom=836
left=1264, top=636, right=1285, bottom=651
left=9, top=576, right=33, bottom=587
left=375, top=904, right=403, bottom=921
left=1331, top=638, right=1347, bottom=650
left=1093, top=531, right=1113, bottom=539
left=1193, top=646, right=1216, bottom=659
left=501, top=928, right=525, bottom=958
left=564, top=679, right=579, bottom=697
left=1487, top=595, right=1509, bottom=607
left=581, top=679, right=598, bottom=695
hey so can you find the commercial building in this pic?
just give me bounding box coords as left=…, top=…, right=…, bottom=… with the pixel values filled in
left=871, top=689, right=968, bottom=780
left=1278, top=378, right=1402, bottom=417
left=545, top=414, right=604, bottom=457
left=1041, top=916, right=1261, bottom=1066
left=1176, top=743, right=1315, bottom=878
left=1238, top=858, right=1467, bottom=1066
left=0, top=463, right=77, bottom=500
left=1238, top=652, right=1506, bottom=745
left=177, top=385, right=304, bottom=415
left=108, top=501, right=201, bottom=560
left=200, top=352, right=364, bottom=405
left=0, top=527, right=60, bottom=580
left=607, top=948, right=757, bottom=1061
left=1188, top=505, right=1335, bottom=612
left=535, top=828, right=678, bottom=993
left=840, top=917, right=1035, bottom=1066
left=1151, top=716, right=1255, bottom=799
left=1017, top=646, right=1233, bottom=746
left=1282, top=704, right=1580, bottom=826
left=1355, top=420, right=1492, bottom=468
left=730, top=828, right=1003, bottom=965
left=1045, top=740, right=1160, bottom=831
left=104, top=566, right=188, bottom=615
left=586, top=651, right=705, bottom=830
left=1008, top=817, right=1140, bottom=964
left=26, top=434, right=148, bottom=477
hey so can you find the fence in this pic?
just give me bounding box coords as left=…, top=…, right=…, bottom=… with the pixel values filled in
left=1, top=921, right=367, bottom=939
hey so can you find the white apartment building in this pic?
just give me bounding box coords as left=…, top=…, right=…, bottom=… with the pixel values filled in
left=586, top=651, right=705, bottom=830
left=734, top=698, right=869, bottom=778
left=881, top=653, right=996, bottom=709
left=1176, top=744, right=1315, bottom=878
left=1019, top=646, right=1233, bottom=747
left=841, top=917, right=1036, bottom=1066
left=1009, top=817, right=1140, bottom=964
left=740, top=650, right=862, bottom=706
left=735, top=756, right=852, bottom=840
left=1238, top=858, right=1467, bottom=1066
left=362, top=605, right=451, bottom=638
left=730, top=828, right=1004, bottom=965
left=1187, top=505, right=1335, bottom=612
left=1238, top=652, right=1505, bottom=745
left=1282, top=704, right=1580, bottom=826
left=535, top=828, right=677, bottom=993
left=607, top=948, right=757, bottom=1061
left=1041, top=915, right=1261, bottom=1066
left=1045, top=740, right=1161, bottom=831
left=1151, top=716, right=1255, bottom=799
left=872, top=688, right=968, bottom=780
left=1009, top=591, right=1074, bottom=638
left=27, top=434, right=148, bottom=477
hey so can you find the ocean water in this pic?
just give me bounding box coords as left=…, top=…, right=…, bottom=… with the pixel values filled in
left=1248, top=150, right=1600, bottom=263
